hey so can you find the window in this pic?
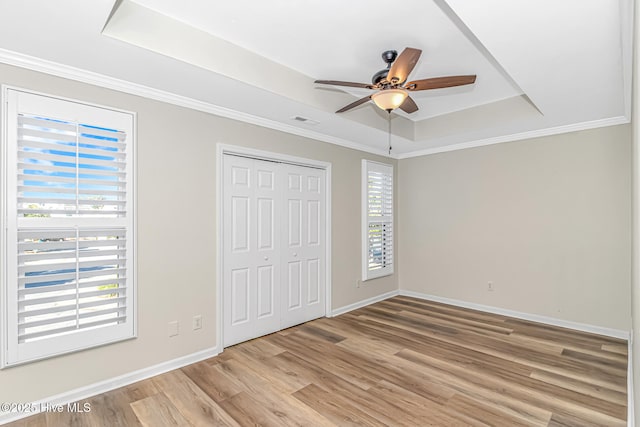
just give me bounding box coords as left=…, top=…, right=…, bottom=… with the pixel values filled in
left=1, top=88, right=135, bottom=366
left=362, top=160, right=393, bottom=280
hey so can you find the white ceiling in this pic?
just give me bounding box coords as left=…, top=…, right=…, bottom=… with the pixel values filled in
left=0, top=0, right=632, bottom=158
left=129, top=0, right=524, bottom=122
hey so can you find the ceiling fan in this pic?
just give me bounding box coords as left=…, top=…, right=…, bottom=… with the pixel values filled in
left=315, top=47, right=477, bottom=114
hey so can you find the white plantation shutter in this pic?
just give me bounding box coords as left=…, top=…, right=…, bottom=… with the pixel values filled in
left=2, top=88, right=135, bottom=366
left=18, top=229, right=128, bottom=343
left=17, top=115, right=127, bottom=217
left=362, top=160, right=393, bottom=280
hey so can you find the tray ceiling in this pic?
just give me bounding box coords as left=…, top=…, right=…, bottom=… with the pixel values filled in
left=0, top=0, right=632, bottom=158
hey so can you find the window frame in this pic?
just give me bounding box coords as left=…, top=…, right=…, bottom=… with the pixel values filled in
left=362, top=159, right=394, bottom=281
left=1, top=86, right=137, bottom=367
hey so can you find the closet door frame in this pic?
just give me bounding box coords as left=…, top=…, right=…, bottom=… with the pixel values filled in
left=216, top=144, right=332, bottom=351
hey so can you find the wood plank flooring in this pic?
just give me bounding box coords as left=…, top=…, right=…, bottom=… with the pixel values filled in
left=7, top=296, right=628, bottom=426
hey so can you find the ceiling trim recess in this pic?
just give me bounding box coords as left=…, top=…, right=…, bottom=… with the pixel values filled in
left=395, top=116, right=629, bottom=159
left=0, top=48, right=629, bottom=161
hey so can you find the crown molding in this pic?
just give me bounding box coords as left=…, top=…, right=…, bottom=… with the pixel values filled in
left=0, top=48, right=629, bottom=161
left=0, top=48, right=391, bottom=158
left=397, top=116, right=630, bottom=159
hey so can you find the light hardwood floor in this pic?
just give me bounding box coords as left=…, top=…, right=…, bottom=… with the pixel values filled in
left=7, top=296, right=628, bottom=426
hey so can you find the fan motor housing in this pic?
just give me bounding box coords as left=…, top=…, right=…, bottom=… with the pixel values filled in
left=372, top=69, right=388, bottom=85
left=372, top=50, right=398, bottom=85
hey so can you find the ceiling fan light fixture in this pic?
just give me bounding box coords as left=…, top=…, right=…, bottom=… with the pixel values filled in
left=371, top=88, right=408, bottom=111
left=315, top=47, right=477, bottom=114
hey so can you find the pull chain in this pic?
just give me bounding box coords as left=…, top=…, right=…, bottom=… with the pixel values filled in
left=387, top=111, right=392, bottom=155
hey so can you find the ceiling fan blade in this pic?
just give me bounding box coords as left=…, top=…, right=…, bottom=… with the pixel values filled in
left=399, top=96, right=418, bottom=114
left=386, top=48, right=422, bottom=85
left=315, top=80, right=374, bottom=89
left=405, top=75, right=477, bottom=91
left=336, top=95, right=372, bottom=113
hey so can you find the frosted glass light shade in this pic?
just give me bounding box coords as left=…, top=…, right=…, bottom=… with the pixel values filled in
left=371, top=88, right=408, bottom=111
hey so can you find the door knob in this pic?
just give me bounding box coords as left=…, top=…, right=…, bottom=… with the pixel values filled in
left=293, top=253, right=298, bottom=257
left=264, top=256, right=269, bottom=261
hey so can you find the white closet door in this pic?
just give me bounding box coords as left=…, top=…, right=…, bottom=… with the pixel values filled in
left=223, top=155, right=281, bottom=346
left=223, top=154, right=326, bottom=347
left=280, top=164, right=326, bottom=328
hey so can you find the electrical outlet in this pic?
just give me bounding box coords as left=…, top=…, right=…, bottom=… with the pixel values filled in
left=487, top=281, right=494, bottom=292
left=168, top=321, right=179, bottom=337
left=193, top=315, right=202, bottom=330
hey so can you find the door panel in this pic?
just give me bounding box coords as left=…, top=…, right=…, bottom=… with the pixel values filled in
left=288, top=199, right=302, bottom=247
left=281, top=164, right=326, bottom=328
left=257, top=169, right=274, bottom=190
left=257, top=198, right=274, bottom=250
left=231, top=197, right=249, bottom=252
left=256, top=265, right=274, bottom=318
left=307, top=258, right=320, bottom=304
left=230, top=268, right=249, bottom=325
left=231, top=165, right=249, bottom=186
left=307, top=175, right=320, bottom=193
left=224, top=155, right=325, bottom=346
left=287, top=260, right=302, bottom=310
left=224, top=156, right=281, bottom=346
left=307, top=200, right=320, bottom=246
left=288, top=173, right=302, bottom=191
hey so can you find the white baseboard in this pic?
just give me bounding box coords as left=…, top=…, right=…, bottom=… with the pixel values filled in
left=0, top=346, right=220, bottom=425
left=399, top=290, right=630, bottom=340
left=331, top=290, right=399, bottom=317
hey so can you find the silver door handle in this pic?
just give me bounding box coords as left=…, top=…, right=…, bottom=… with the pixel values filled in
left=264, top=256, right=269, bottom=261
left=293, top=253, right=298, bottom=257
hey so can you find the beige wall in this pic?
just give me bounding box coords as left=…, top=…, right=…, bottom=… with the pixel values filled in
left=398, top=125, right=632, bottom=331
left=0, top=62, right=397, bottom=405
left=0, top=58, right=632, bottom=411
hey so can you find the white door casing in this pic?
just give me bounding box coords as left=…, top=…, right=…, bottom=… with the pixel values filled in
left=222, top=152, right=327, bottom=347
